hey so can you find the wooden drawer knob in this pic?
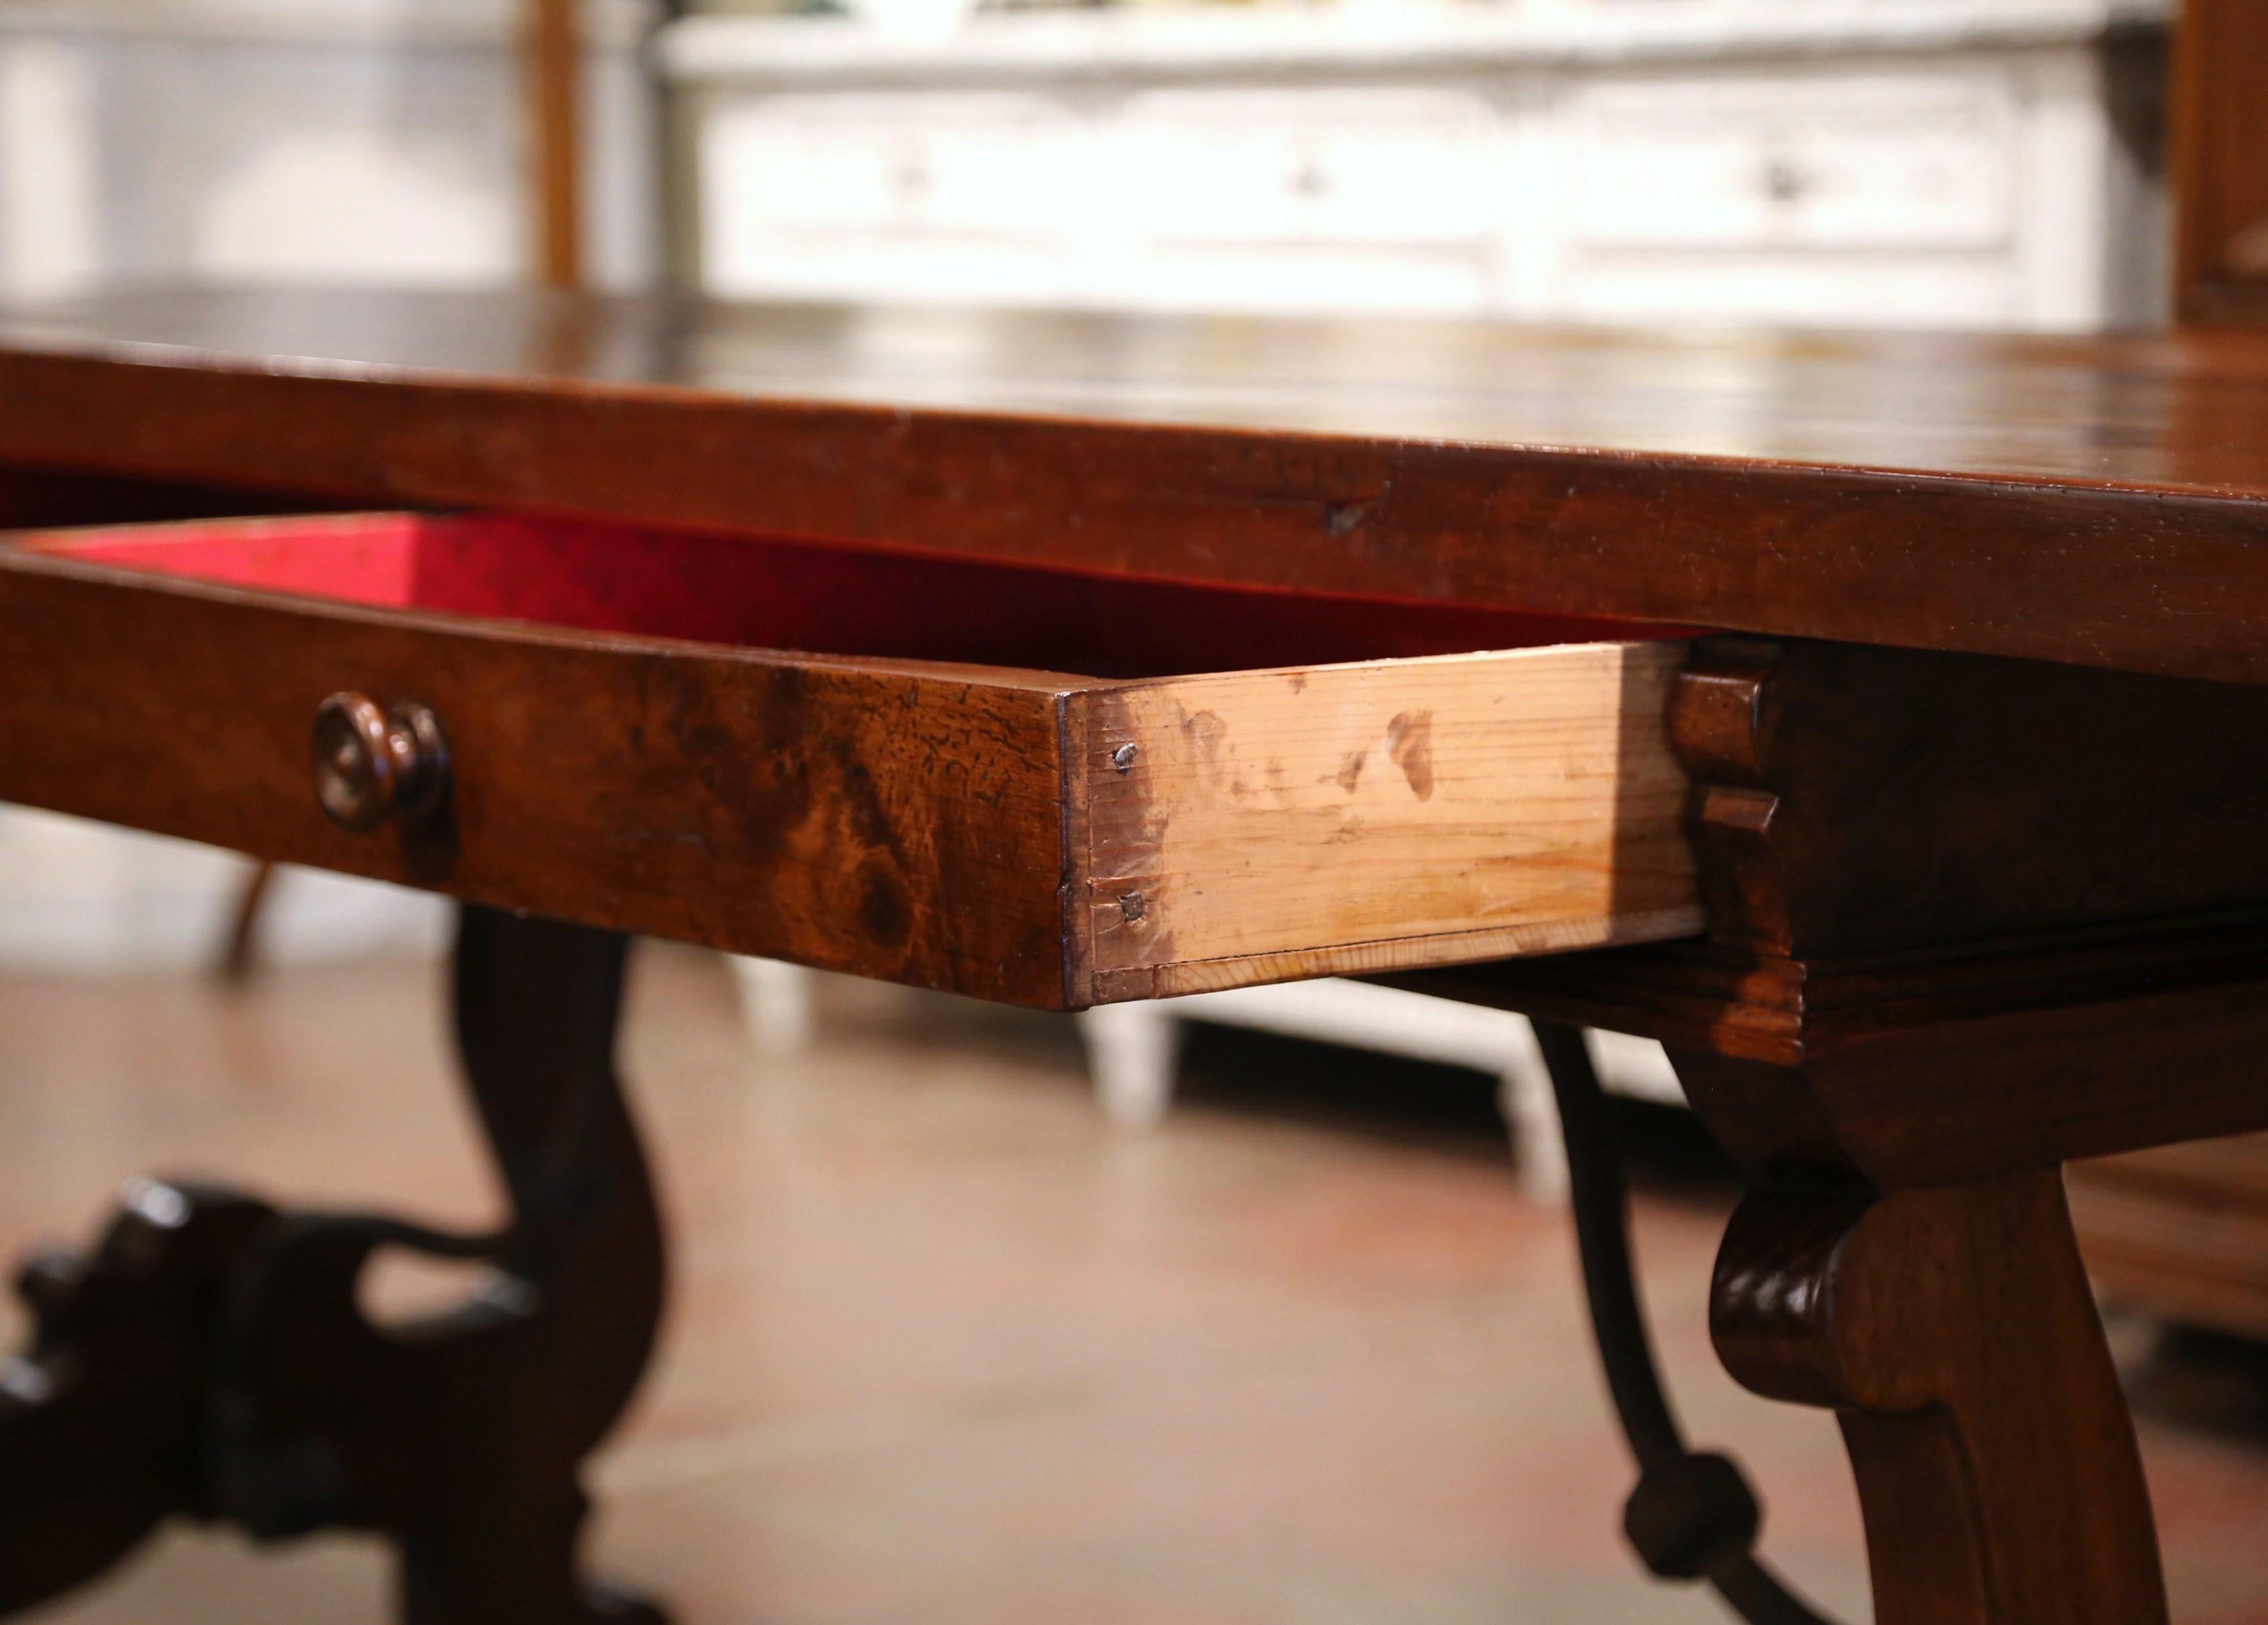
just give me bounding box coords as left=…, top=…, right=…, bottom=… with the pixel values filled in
left=311, top=692, right=450, bottom=832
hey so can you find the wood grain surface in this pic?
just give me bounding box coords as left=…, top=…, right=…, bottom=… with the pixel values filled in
left=2174, top=0, right=2268, bottom=322
left=0, top=551, right=1078, bottom=1006
left=1389, top=624, right=2268, bottom=1184
left=0, top=524, right=1702, bottom=1007
left=1073, top=640, right=1698, bottom=1001
left=9, top=290, right=2268, bottom=682
left=1668, top=636, right=2268, bottom=959
left=3, top=288, right=2247, bottom=1625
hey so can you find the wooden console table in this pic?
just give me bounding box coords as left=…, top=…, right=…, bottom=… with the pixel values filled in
left=4, top=287, right=2268, bottom=1623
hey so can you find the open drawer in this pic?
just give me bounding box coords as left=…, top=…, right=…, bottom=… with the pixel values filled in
left=0, top=512, right=1699, bottom=1008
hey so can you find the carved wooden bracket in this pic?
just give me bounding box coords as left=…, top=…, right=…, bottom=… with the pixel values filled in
left=1669, top=634, right=2268, bottom=963
left=1712, top=1171, right=2165, bottom=1625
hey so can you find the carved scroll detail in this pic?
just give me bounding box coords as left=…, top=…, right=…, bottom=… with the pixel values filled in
left=1712, top=1171, right=2166, bottom=1625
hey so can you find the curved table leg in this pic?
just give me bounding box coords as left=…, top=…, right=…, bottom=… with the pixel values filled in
left=0, top=904, right=669, bottom=1625
left=212, top=904, right=669, bottom=1624
left=1710, top=1168, right=2166, bottom=1625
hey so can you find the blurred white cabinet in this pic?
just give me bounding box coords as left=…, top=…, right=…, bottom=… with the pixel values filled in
left=698, top=89, right=1090, bottom=302
left=665, top=0, right=2171, bottom=329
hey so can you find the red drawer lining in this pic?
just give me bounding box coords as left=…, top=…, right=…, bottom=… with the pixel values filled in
left=27, top=511, right=1682, bottom=679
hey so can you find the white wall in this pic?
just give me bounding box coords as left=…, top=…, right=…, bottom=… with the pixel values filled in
left=0, top=0, right=661, bottom=302
left=0, top=811, right=449, bottom=973
left=0, top=0, right=661, bottom=972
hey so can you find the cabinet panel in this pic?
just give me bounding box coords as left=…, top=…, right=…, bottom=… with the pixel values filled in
left=1570, top=69, right=2023, bottom=252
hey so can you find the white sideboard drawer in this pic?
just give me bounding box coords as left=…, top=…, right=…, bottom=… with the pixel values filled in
left=1570, top=68, right=2023, bottom=253
left=1105, top=88, right=1503, bottom=247
left=700, top=91, right=1088, bottom=237
left=702, top=95, right=916, bottom=234
left=676, top=11, right=2166, bottom=331
left=700, top=90, right=1090, bottom=301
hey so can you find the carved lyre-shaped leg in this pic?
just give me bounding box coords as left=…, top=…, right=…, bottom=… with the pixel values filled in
left=210, top=904, right=668, bottom=1624
left=1641, top=635, right=2188, bottom=1625
left=1712, top=1169, right=2166, bottom=1625
left=0, top=905, right=669, bottom=1624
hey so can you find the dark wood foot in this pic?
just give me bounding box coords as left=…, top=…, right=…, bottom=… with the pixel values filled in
left=0, top=904, right=669, bottom=1624
left=396, top=1487, right=665, bottom=1625
left=0, top=1183, right=276, bottom=1609
left=1712, top=1170, right=2166, bottom=1625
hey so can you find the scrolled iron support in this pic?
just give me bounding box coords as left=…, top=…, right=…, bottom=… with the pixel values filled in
left=1532, top=1018, right=1841, bottom=1625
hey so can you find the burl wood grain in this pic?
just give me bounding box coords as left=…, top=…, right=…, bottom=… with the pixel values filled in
left=1072, top=642, right=1699, bottom=1001
left=0, top=554, right=1076, bottom=1006
left=1712, top=1171, right=2166, bottom=1625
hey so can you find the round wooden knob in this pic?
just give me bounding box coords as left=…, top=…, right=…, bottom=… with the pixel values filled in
left=311, top=693, right=450, bottom=832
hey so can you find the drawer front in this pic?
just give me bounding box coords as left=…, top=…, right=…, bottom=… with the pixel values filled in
left=698, top=91, right=1089, bottom=235
left=1105, top=88, right=1504, bottom=248
left=0, top=557, right=1077, bottom=1005
left=698, top=92, right=1086, bottom=303
left=0, top=516, right=1699, bottom=1007
left=1570, top=69, right=2021, bottom=254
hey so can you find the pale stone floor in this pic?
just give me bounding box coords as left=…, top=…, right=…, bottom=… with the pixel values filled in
left=5, top=946, right=2268, bottom=1624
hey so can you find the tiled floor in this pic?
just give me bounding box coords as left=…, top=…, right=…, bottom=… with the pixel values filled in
left=5, top=945, right=2268, bottom=1623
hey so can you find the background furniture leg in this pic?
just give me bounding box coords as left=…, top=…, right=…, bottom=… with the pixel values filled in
left=1498, top=1054, right=1570, bottom=1203
left=1077, top=1002, right=1184, bottom=1129
left=215, top=858, right=276, bottom=983
left=1071, top=979, right=1685, bottom=1206
left=730, top=955, right=818, bottom=1054
left=209, top=903, right=669, bottom=1625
